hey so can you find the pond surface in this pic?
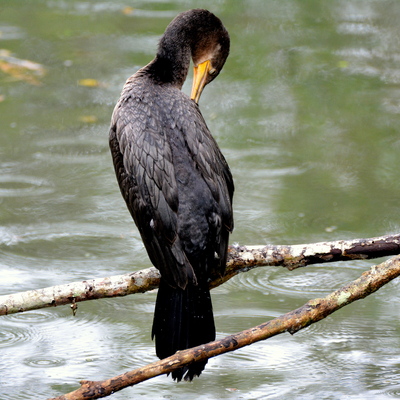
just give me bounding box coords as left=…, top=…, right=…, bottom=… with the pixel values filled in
left=1, top=1, right=400, bottom=399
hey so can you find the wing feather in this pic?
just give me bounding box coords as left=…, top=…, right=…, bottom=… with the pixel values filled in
left=109, top=84, right=193, bottom=288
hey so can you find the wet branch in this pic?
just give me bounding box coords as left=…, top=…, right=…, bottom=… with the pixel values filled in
left=47, top=255, right=400, bottom=400
left=1, top=233, right=399, bottom=316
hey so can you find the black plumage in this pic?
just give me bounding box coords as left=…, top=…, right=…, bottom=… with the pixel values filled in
left=109, top=9, right=233, bottom=381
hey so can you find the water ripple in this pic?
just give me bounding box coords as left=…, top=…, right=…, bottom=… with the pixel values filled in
left=0, top=325, right=39, bottom=348
left=34, top=136, right=106, bottom=164
left=23, top=356, right=66, bottom=368
left=5, top=310, right=56, bottom=323
left=225, top=263, right=364, bottom=298
left=224, top=267, right=275, bottom=295
left=0, top=174, right=53, bottom=197
left=0, top=223, right=141, bottom=264
left=264, top=264, right=363, bottom=296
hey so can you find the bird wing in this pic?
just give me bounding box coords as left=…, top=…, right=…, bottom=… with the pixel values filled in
left=177, top=101, right=234, bottom=232
left=109, top=88, right=195, bottom=289
left=171, top=98, right=234, bottom=274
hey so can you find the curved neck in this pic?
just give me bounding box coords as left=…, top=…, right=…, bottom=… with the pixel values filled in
left=145, top=30, right=191, bottom=88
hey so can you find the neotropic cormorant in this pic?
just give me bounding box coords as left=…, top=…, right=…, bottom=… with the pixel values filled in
left=109, top=9, right=234, bottom=381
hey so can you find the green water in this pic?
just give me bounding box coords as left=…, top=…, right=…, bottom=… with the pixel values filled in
left=1, top=1, right=400, bottom=399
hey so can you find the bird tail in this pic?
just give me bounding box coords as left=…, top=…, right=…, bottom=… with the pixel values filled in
left=151, top=278, right=215, bottom=381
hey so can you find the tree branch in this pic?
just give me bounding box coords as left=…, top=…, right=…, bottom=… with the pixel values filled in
left=229, top=233, right=400, bottom=272
left=0, top=268, right=161, bottom=316
left=47, top=254, right=400, bottom=400
left=1, top=234, right=399, bottom=316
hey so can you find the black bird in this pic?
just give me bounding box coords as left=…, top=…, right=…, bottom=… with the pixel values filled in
left=109, top=9, right=234, bottom=381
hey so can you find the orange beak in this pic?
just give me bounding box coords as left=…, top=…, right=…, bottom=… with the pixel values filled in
left=190, top=60, right=211, bottom=104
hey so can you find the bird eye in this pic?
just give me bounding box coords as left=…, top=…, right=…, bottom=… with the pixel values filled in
left=209, top=68, right=217, bottom=76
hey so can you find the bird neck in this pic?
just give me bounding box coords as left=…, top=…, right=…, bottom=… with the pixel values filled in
left=144, top=29, right=192, bottom=89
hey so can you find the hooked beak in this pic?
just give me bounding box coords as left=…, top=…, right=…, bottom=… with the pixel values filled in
left=190, top=60, right=211, bottom=104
